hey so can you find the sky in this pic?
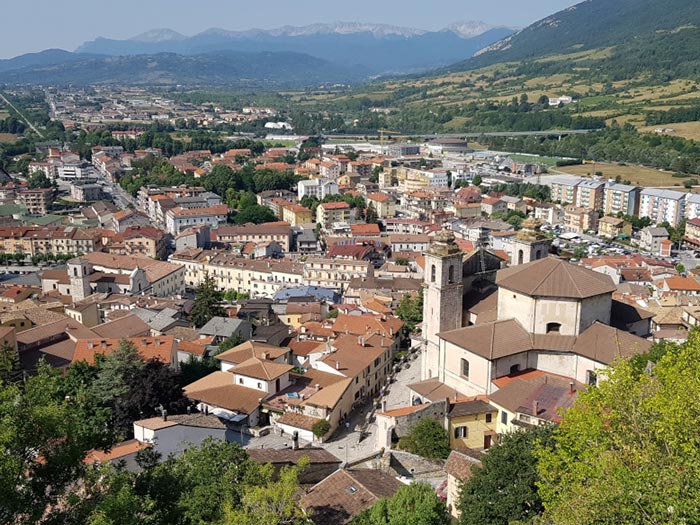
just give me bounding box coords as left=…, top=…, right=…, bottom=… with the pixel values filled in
left=2, top=0, right=578, bottom=59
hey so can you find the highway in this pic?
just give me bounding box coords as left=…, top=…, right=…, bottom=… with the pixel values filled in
left=322, top=129, right=598, bottom=140
left=0, top=91, right=45, bottom=138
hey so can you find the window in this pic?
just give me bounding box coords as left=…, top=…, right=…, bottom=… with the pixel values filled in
left=518, top=249, right=524, bottom=265
left=461, top=359, right=470, bottom=380
left=454, top=426, right=468, bottom=439
left=586, top=370, right=598, bottom=386
left=238, top=378, right=243, bottom=384
left=257, top=382, right=262, bottom=389
left=546, top=322, right=561, bottom=334
left=448, top=265, right=454, bottom=283
left=486, top=413, right=492, bottom=423
left=510, top=364, right=521, bottom=375
left=431, top=264, right=436, bottom=283
left=501, top=411, right=508, bottom=425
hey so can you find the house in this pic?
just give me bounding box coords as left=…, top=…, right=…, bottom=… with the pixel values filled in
left=212, top=222, right=292, bottom=252
left=165, top=205, right=228, bottom=235
left=639, top=226, right=670, bottom=255
left=598, top=216, right=632, bottom=239
left=247, top=448, right=342, bottom=484
left=302, top=469, right=403, bottom=525
left=389, top=234, right=431, bottom=253
left=133, top=413, right=231, bottom=459
left=72, top=336, right=178, bottom=368
left=448, top=397, right=498, bottom=451
left=317, top=202, right=353, bottom=230
left=281, top=203, right=313, bottom=226
left=198, top=316, right=253, bottom=344
left=480, top=197, right=507, bottom=216
left=445, top=451, right=481, bottom=520
left=297, top=178, right=339, bottom=200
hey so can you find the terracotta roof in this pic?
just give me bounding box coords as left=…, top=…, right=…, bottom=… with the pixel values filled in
left=319, top=333, right=388, bottom=378
left=234, top=357, right=294, bottom=381
left=377, top=403, right=430, bottom=417
left=303, top=469, right=402, bottom=525
left=184, top=371, right=263, bottom=414
left=320, top=201, right=350, bottom=210
left=215, top=340, right=289, bottom=364
left=331, top=314, right=403, bottom=338
left=449, top=399, right=496, bottom=418
left=276, top=411, right=322, bottom=431
left=445, top=450, right=481, bottom=481
left=247, top=447, right=341, bottom=465
left=572, top=322, right=652, bottom=364
left=664, top=276, right=700, bottom=291
left=288, top=339, right=325, bottom=356
left=91, top=315, right=150, bottom=339
left=84, top=440, right=150, bottom=464
left=350, top=224, right=381, bottom=235
left=367, top=192, right=390, bottom=203
left=73, top=336, right=176, bottom=365
left=302, top=377, right=354, bottom=411
left=497, top=257, right=617, bottom=299
left=439, top=319, right=533, bottom=360
left=408, top=378, right=466, bottom=402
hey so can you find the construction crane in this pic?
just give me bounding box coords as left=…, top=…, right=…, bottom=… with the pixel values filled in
left=379, top=129, right=401, bottom=155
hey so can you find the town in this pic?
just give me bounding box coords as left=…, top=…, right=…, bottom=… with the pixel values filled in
left=0, top=81, right=698, bottom=523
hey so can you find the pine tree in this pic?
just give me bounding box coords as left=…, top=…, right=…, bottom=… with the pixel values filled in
left=190, top=272, right=225, bottom=328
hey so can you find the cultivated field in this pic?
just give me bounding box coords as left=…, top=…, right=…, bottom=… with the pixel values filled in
left=0, top=133, right=17, bottom=143
left=555, top=162, right=681, bottom=187
left=639, top=122, right=700, bottom=142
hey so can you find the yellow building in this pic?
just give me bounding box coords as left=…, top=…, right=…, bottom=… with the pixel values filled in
left=282, top=204, right=313, bottom=226
left=598, top=215, right=632, bottom=239
left=448, top=398, right=499, bottom=450
left=367, top=192, right=396, bottom=219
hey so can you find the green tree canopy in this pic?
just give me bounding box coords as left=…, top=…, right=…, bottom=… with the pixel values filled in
left=395, top=291, right=423, bottom=333
left=537, top=330, right=700, bottom=524
left=398, top=418, right=450, bottom=460
left=190, top=273, right=225, bottom=328
left=352, top=482, right=449, bottom=525
left=458, top=425, right=554, bottom=525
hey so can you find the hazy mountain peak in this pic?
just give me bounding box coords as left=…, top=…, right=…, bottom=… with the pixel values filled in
left=444, top=20, right=508, bottom=38
left=129, top=28, right=187, bottom=43
left=197, top=22, right=428, bottom=39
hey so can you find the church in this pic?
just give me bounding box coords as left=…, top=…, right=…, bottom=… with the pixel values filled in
left=414, top=223, right=653, bottom=402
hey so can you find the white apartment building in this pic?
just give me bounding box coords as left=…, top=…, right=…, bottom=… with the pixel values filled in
left=297, top=178, right=339, bottom=200
left=639, top=188, right=686, bottom=226
left=165, top=205, right=229, bottom=235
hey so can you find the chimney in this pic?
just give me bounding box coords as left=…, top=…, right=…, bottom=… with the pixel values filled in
left=569, top=381, right=575, bottom=394
left=315, top=383, right=321, bottom=392
left=381, top=399, right=387, bottom=412
left=358, top=336, right=365, bottom=347
left=162, top=409, right=168, bottom=422
left=261, top=351, right=269, bottom=360
left=155, top=338, right=161, bottom=346
left=390, top=327, right=394, bottom=336
left=101, top=340, right=106, bottom=349
left=87, top=341, right=94, bottom=349
left=204, top=405, right=209, bottom=415
left=532, top=400, right=539, bottom=417
left=336, top=361, right=340, bottom=370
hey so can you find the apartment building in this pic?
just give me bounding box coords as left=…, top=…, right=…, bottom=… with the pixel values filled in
left=533, top=202, right=564, bottom=225
left=366, top=192, right=396, bottom=219
left=212, top=222, right=292, bottom=252
left=170, top=249, right=303, bottom=298
left=316, top=202, right=354, bottom=230
left=297, top=178, right=339, bottom=200
left=281, top=204, right=313, bottom=226
left=575, top=179, right=605, bottom=211
left=165, top=205, right=229, bottom=235
left=106, top=226, right=168, bottom=260
left=563, top=206, right=599, bottom=234
left=17, top=188, right=54, bottom=215
left=0, top=226, right=104, bottom=257
left=549, top=175, right=581, bottom=204
left=603, top=183, right=641, bottom=216
left=303, top=258, right=374, bottom=291
left=639, top=188, right=686, bottom=226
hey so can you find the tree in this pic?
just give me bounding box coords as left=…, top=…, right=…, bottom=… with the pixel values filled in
left=27, top=171, right=53, bottom=189
left=233, top=204, right=278, bottom=225
left=471, top=174, right=482, bottom=187
left=536, top=330, right=700, bottom=524
left=190, top=273, right=225, bottom=328
left=398, top=418, right=450, bottom=460
left=352, top=482, right=449, bottom=525
left=457, top=426, right=554, bottom=525
left=223, top=461, right=311, bottom=525
left=0, top=363, right=113, bottom=525
left=0, top=341, right=22, bottom=384
left=365, top=203, right=379, bottom=224
left=396, top=291, right=423, bottom=333
left=312, top=419, right=331, bottom=440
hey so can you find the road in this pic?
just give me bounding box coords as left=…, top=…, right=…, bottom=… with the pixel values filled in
left=322, top=129, right=598, bottom=140
left=109, top=182, right=137, bottom=210
left=0, top=91, right=45, bottom=138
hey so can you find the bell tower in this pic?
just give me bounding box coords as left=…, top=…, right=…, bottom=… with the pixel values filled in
left=68, top=257, right=91, bottom=302
left=422, top=228, right=464, bottom=380
left=511, top=218, right=551, bottom=266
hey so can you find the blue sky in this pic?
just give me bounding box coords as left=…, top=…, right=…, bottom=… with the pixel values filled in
left=2, top=0, right=577, bottom=58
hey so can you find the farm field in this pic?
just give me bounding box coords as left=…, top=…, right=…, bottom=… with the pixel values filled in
left=0, top=133, right=17, bottom=143
left=555, top=162, right=681, bottom=187
left=639, top=122, right=700, bottom=142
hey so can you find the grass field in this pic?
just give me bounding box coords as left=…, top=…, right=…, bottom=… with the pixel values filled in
left=640, top=122, right=700, bottom=142
left=555, top=162, right=681, bottom=187
left=0, top=133, right=17, bottom=143
left=0, top=111, right=9, bottom=120
left=509, top=154, right=569, bottom=167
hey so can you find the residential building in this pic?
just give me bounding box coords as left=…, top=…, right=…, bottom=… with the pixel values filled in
left=574, top=179, right=605, bottom=210
left=639, top=226, right=670, bottom=255
left=212, top=222, right=292, bottom=252
left=107, top=226, right=168, bottom=260
left=165, top=205, right=228, bottom=235
left=445, top=451, right=481, bottom=520
left=533, top=202, right=564, bottom=225
left=448, top=398, right=498, bottom=451
left=563, top=206, right=599, bottom=234
left=481, top=197, right=507, bottom=216
left=316, top=202, right=353, bottom=230
left=297, top=178, right=339, bottom=200
left=598, top=216, right=632, bottom=239
left=548, top=175, right=581, bottom=204
left=639, top=188, right=686, bottom=226
left=389, top=234, right=431, bottom=253
left=685, top=193, right=700, bottom=221
left=603, top=183, right=640, bottom=216
left=366, top=192, right=396, bottom=219
left=17, top=188, right=54, bottom=215
left=303, top=258, right=374, bottom=292
left=281, top=203, right=312, bottom=226
left=684, top=218, right=700, bottom=248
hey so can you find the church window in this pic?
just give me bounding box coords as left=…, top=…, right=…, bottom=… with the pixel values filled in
left=518, top=249, right=524, bottom=265
left=448, top=265, right=454, bottom=283
left=73, top=267, right=78, bottom=277
left=431, top=264, right=436, bottom=283
left=461, top=359, right=470, bottom=379
left=546, top=322, right=561, bottom=334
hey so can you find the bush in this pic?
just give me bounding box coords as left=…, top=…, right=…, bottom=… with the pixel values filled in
left=312, top=419, right=331, bottom=439
left=397, top=418, right=450, bottom=460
